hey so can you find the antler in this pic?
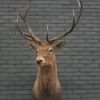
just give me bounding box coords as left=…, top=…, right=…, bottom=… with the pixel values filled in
left=16, top=0, right=41, bottom=44
left=44, top=24, right=49, bottom=42
left=49, top=0, right=82, bottom=43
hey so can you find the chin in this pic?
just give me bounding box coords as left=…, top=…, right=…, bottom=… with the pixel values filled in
left=38, top=63, right=51, bottom=67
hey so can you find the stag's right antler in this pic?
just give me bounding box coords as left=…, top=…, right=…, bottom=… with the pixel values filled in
left=49, top=0, right=82, bottom=43
left=16, top=0, right=41, bottom=44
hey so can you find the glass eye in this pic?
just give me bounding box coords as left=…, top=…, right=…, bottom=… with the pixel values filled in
left=36, top=49, right=39, bottom=53
left=49, top=48, right=53, bottom=54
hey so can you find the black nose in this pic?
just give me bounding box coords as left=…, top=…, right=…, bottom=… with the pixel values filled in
left=36, top=59, right=43, bottom=64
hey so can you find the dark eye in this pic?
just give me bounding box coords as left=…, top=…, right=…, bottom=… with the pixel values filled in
left=36, top=49, right=39, bottom=53
left=49, top=48, right=53, bottom=54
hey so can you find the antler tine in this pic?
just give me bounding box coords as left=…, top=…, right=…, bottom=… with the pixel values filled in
left=49, top=0, right=82, bottom=43
left=24, top=0, right=31, bottom=18
left=16, top=16, right=33, bottom=41
left=16, top=0, right=41, bottom=44
left=46, top=25, right=50, bottom=42
left=75, top=0, right=82, bottom=26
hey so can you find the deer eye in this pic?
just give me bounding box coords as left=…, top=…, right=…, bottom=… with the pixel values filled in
left=36, top=49, right=39, bottom=53
left=48, top=48, right=53, bottom=54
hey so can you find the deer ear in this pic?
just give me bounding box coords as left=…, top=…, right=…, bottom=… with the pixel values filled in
left=53, top=41, right=65, bottom=49
left=27, top=42, right=36, bottom=49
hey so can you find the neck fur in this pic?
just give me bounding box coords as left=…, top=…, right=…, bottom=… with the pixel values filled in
left=36, top=63, right=58, bottom=86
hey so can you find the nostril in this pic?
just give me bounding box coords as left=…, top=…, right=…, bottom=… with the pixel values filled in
left=36, top=59, right=43, bottom=64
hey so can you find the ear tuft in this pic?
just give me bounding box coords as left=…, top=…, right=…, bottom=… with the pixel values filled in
left=54, top=40, right=65, bottom=49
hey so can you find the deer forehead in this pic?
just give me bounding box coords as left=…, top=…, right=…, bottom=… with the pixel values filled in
left=37, top=42, right=53, bottom=50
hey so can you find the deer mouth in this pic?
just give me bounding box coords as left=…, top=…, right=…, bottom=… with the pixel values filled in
left=36, top=62, right=51, bottom=67
left=36, top=61, right=45, bottom=66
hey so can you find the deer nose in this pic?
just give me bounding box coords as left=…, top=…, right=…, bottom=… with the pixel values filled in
left=36, top=57, right=43, bottom=64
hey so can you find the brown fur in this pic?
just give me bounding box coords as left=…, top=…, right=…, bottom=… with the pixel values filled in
left=32, top=42, right=61, bottom=100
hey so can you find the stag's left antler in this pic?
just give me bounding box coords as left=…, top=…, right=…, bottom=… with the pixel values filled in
left=49, top=0, right=82, bottom=43
left=16, top=0, right=41, bottom=44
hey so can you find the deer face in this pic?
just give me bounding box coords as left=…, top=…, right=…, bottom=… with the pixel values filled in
left=35, top=42, right=55, bottom=66
left=28, top=41, right=64, bottom=67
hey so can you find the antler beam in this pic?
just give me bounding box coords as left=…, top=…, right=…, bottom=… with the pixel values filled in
left=49, top=0, right=82, bottom=43
left=16, top=0, right=41, bottom=44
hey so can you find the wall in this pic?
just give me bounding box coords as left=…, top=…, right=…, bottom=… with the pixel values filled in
left=0, top=0, right=100, bottom=100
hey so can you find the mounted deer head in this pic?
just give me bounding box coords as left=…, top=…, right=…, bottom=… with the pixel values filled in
left=16, top=0, right=82, bottom=67
left=16, top=0, right=82, bottom=100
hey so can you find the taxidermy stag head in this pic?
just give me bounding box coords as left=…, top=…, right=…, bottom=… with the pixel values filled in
left=16, top=0, right=82, bottom=100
